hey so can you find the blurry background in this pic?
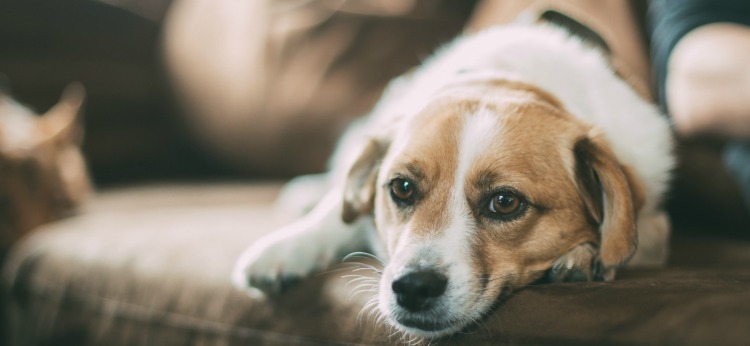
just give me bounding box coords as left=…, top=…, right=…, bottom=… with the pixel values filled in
left=1, top=0, right=229, bottom=186
left=1, top=0, right=478, bottom=184
left=1, top=0, right=749, bottom=233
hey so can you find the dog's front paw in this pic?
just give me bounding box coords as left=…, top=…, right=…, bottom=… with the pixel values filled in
left=231, top=232, right=336, bottom=296
left=549, top=243, right=598, bottom=282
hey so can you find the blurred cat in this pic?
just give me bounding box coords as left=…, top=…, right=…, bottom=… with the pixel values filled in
left=0, top=83, right=91, bottom=250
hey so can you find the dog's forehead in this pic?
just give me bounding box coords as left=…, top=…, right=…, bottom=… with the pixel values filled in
left=383, top=93, right=580, bottom=185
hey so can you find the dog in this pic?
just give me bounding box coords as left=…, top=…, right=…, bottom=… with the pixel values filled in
left=232, top=23, right=673, bottom=338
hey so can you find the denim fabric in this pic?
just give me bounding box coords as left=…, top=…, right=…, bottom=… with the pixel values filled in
left=725, top=140, right=750, bottom=211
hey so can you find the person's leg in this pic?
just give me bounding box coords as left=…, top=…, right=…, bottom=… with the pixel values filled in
left=649, top=0, right=750, bottom=212
left=665, top=23, right=750, bottom=138
left=466, top=0, right=652, bottom=100
left=163, top=0, right=475, bottom=176
left=650, top=0, right=750, bottom=138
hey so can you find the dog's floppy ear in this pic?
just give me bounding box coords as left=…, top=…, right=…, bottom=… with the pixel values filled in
left=574, top=132, right=638, bottom=271
left=342, top=139, right=388, bottom=223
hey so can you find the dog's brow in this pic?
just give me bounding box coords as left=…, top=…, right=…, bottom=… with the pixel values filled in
left=475, top=171, right=498, bottom=192
left=404, top=162, right=426, bottom=181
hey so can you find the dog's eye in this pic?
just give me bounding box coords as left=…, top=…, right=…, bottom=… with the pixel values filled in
left=487, top=191, right=524, bottom=218
left=390, top=178, right=415, bottom=205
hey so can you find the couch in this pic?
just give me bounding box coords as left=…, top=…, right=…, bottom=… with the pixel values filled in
left=3, top=178, right=750, bottom=345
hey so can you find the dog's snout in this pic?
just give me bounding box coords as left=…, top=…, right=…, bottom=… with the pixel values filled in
left=392, top=271, right=448, bottom=312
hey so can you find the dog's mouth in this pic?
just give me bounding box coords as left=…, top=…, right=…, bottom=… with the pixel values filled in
left=387, top=297, right=484, bottom=337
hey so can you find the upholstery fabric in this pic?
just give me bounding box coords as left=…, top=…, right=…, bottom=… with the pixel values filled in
left=3, top=183, right=750, bottom=345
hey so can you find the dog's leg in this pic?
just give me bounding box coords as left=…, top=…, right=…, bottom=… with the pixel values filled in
left=549, top=243, right=599, bottom=282
left=274, top=173, right=331, bottom=218
left=627, top=210, right=671, bottom=267
left=232, top=188, right=368, bottom=295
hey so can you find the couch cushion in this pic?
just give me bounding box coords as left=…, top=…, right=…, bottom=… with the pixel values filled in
left=3, top=183, right=750, bottom=345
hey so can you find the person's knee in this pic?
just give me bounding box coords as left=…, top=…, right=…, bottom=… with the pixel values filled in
left=666, top=24, right=750, bottom=137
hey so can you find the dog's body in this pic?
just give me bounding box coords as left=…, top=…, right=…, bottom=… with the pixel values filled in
left=233, top=24, right=673, bottom=338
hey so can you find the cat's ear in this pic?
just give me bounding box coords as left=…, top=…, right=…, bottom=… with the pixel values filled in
left=40, top=82, right=85, bottom=145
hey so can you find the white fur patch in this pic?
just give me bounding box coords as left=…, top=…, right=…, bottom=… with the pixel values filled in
left=437, top=109, right=502, bottom=310
left=443, top=109, right=499, bottom=263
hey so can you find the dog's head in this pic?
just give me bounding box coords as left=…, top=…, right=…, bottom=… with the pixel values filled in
left=342, top=78, right=642, bottom=337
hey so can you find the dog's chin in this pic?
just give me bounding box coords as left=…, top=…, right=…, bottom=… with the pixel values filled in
left=384, top=306, right=488, bottom=339
left=390, top=316, right=466, bottom=339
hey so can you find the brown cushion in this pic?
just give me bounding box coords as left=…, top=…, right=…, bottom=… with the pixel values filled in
left=3, top=183, right=750, bottom=345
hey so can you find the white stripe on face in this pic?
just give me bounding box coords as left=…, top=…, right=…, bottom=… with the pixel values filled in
left=377, top=105, right=506, bottom=336
left=437, top=107, right=501, bottom=295
left=385, top=106, right=502, bottom=271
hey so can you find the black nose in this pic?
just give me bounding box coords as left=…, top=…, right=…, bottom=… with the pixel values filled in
left=392, top=271, right=448, bottom=312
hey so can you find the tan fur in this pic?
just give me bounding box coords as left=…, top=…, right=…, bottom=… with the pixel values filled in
left=374, top=101, right=466, bottom=254
left=622, top=164, right=646, bottom=213
left=574, top=134, right=638, bottom=268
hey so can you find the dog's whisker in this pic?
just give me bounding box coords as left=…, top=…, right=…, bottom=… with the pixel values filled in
left=364, top=301, right=380, bottom=320
left=341, top=267, right=381, bottom=301
left=351, top=287, right=379, bottom=297
left=351, top=266, right=383, bottom=274
left=332, top=260, right=383, bottom=279
left=467, top=312, right=490, bottom=336
left=339, top=258, right=382, bottom=269
left=465, top=312, right=491, bottom=337
left=368, top=303, right=383, bottom=321
left=312, top=262, right=370, bottom=277
left=388, top=329, right=400, bottom=340
left=348, top=286, right=377, bottom=300
left=342, top=276, right=369, bottom=286
left=375, top=313, right=387, bottom=329
left=350, top=288, right=379, bottom=297
left=346, top=279, right=378, bottom=289
left=357, top=296, right=379, bottom=326
left=343, top=275, right=378, bottom=284
left=342, top=251, right=385, bottom=266
left=380, top=313, right=389, bottom=327
left=362, top=297, right=379, bottom=310
left=347, top=285, right=377, bottom=296
left=350, top=283, right=378, bottom=295
left=410, top=334, right=422, bottom=346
